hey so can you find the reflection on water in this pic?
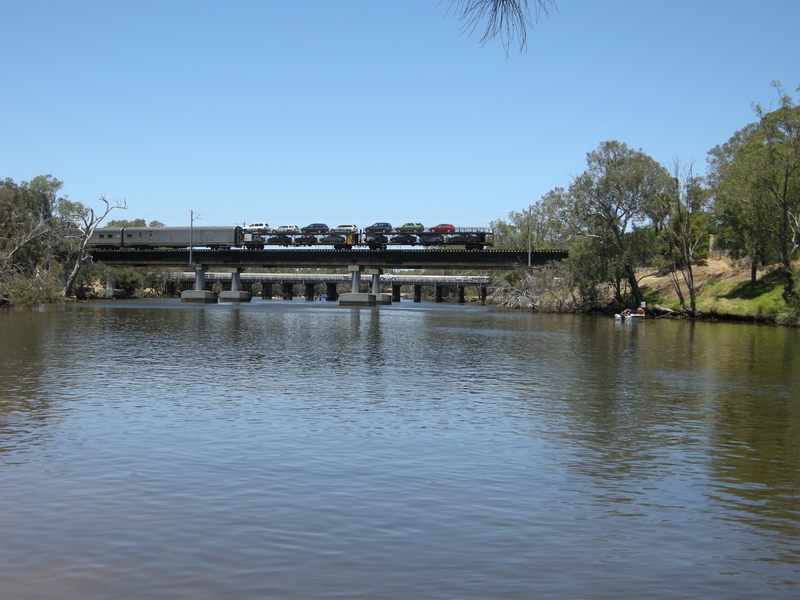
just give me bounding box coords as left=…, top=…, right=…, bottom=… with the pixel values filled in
left=1, top=300, right=799, bottom=598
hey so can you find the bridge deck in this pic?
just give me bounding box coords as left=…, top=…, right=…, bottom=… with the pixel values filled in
left=174, top=272, right=491, bottom=285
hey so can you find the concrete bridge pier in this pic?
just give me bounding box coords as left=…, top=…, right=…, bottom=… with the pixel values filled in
left=480, top=286, right=487, bottom=305
left=304, top=282, right=315, bottom=301
left=220, top=269, right=251, bottom=302
left=261, top=282, right=272, bottom=299
left=325, top=282, right=339, bottom=301
left=97, top=277, right=125, bottom=299
left=281, top=282, right=294, bottom=300
left=458, top=285, right=466, bottom=304
left=392, top=283, right=401, bottom=303
left=369, top=269, right=391, bottom=305
left=340, top=266, right=376, bottom=306
left=413, top=284, right=422, bottom=303
left=181, top=266, right=217, bottom=303
left=350, top=266, right=361, bottom=293
left=435, top=284, right=444, bottom=303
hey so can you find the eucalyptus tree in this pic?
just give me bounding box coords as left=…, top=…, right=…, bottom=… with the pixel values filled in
left=658, top=161, right=711, bottom=315
left=107, top=218, right=146, bottom=227
left=557, top=141, right=670, bottom=306
left=0, top=176, right=65, bottom=303
left=708, top=83, right=800, bottom=300
left=708, top=128, right=771, bottom=287
left=58, top=196, right=127, bottom=297
left=490, top=189, right=569, bottom=252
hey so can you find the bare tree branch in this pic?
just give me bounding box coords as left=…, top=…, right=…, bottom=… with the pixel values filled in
left=60, top=195, right=127, bottom=297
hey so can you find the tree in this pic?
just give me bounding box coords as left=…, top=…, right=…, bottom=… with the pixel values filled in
left=490, top=190, right=569, bottom=252
left=0, top=176, right=65, bottom=304
left=658, top=160, right=711, bottom=315
left=557, top=141, right=670, bottom=306
left=58, top=196, right=127, bottom=297
left=0, top=176, right=61, bottom=266
left=448, top=0, right=555, bottom=54
left=709, top=82, right=800, bottom=300
left=107, top=218, right=146, bottom=227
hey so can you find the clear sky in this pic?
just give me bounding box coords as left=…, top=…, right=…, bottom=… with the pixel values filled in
left=1, top=0, right=798, bottom=229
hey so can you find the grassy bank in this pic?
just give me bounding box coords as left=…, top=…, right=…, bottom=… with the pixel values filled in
left=639, top=258, right=793, bottom=323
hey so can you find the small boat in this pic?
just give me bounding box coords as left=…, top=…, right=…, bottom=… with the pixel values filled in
left=615, top=312, right=645, bottom=321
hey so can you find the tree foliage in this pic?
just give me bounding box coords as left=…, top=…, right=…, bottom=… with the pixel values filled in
left=0, top=176, right=65, bottom=304
left=0, top=176, right=127, bottom=304
left=657, top=160, right=711, bottom=315
left=708, top=82, right=800, bottom=302
left=448, top=0, right=556, bottom=54
left=59, top=196, right=127, bottom=297
left=556, top=140, right=670, bottom=306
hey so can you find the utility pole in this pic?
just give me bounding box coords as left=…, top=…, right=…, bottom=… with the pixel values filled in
left=527, top=205, right=532, bottom=271
left=189, top=210, right=201, bottom=265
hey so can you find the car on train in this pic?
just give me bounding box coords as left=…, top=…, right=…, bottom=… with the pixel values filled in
left=395, top=222, right=424, bottom=233
left=244, top=222, right=270, bottom=233
left=364, top=222, right=393, bottom=234
left=301, top=223, right=329, bottom=234
left=331, top=224, right=358, bottom=234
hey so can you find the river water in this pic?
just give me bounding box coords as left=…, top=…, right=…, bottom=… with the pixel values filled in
left=1, top=299, right=799, bottom=599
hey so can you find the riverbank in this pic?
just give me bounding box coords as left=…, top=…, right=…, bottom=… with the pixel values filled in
left=639, top=257, right=791, bottom=324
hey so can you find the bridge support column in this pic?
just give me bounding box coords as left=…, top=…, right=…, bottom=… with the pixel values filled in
left=480, top=286, right=487, bottom=305
left=304, top=282, right=315, bottom=301
left=282, top=282, right=294, bottom=300
left=220, top=268, right=251, bottom=302
left=369, top=269, right=391, bottom=304
left=435, top=284, right=444, bottom=303
left=340, top=266, right=375, bottom=306
left=457, top=285, right=465, bottom=303
left=349, top=266, right=362, bottom=294
left=181, top=266, right=217, bottom=303
left=413, top=284, right=422, bottom=303
left=325, top=282, right=339, bottom=301
left=97, top=277, right=125, bottom=299
left=261, top=282, right=272, bottom=299
left=392, top=283, right=401, bottom=303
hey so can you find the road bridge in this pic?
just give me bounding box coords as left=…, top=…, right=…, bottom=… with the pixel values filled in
left=168, top=272, right=492, bottom=303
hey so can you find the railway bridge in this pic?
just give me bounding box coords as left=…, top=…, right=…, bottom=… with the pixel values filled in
left=90, top=248, right=568, bottom=305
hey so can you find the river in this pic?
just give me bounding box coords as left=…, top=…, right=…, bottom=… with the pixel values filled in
left=1, top=299, right=798, bottom=598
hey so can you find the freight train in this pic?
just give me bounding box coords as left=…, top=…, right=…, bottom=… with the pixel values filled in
left=87, top=226, right=494, bottom=251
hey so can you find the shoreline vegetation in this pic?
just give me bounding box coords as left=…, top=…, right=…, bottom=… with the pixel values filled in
left=488, top=256, right=797, bottom=326
left=1, top=255, right=796, bottom=327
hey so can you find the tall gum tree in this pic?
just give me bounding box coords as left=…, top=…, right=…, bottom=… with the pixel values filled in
left=59, top=196, right=127, bottom=297
left=558, top=140, right=669, bottom=306
left=660, top=160, right=710, bottom=316
left=709, top=83, right=800, bottom=300
left=0, top=176, right=65, bottom=303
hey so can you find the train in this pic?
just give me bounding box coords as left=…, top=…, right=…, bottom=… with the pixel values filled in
left=87, top=226, right=494, bottom=251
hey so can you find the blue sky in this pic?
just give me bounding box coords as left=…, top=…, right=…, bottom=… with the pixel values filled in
left=2, top=0, right=798, bottom=228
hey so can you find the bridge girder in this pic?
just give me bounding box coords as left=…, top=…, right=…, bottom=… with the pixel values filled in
left=89, top=249, right=568, bottom=270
